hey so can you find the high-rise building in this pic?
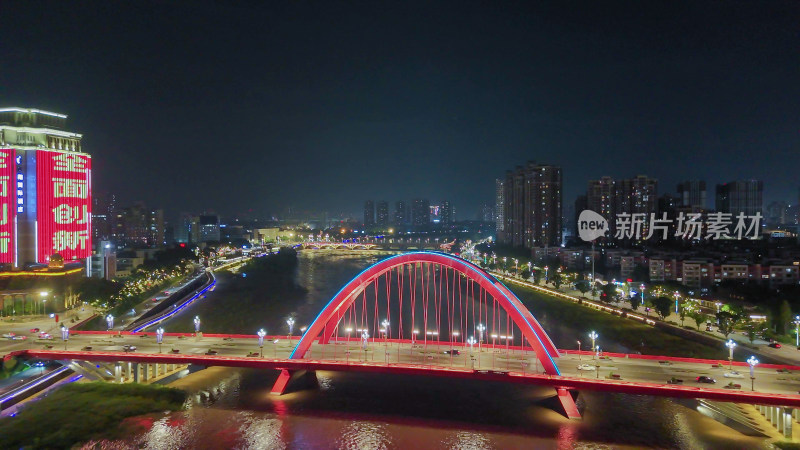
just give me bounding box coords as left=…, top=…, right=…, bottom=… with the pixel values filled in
left=573, top=195, right=587, bottom=237
left=500, top=162, right=562, bottom=248
left=198, top=215, right=220, bottom=242
left=112, top=203, right=164, bottom=248
left=364, top=200, right=375, bottom=227
left=495, top=179, right=505, bottom=231
left=412, top=198, right=430, bottom=227
left=376, top=201, right=389, bottom=227
left=716, top=181, right=763, bottom=217
left=587, top=176, right=616, bottom=220
left=480, top=203, right=494, bottom=223
left=766, top=201, right=789, bottom=226
left=394, top=201, right=408, bottom=226
left=0, top=107, right=92, bottom=268
left=616, top=175, right=658, bottom=217
left=677, top=181, right=706, bottom=210
left=441, top=200, right=452, bottom=224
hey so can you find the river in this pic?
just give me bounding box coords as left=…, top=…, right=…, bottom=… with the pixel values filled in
left=91, top=251, right=771, bottom=449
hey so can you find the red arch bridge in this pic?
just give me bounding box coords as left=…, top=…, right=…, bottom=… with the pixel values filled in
left=6, top=252, right=800, bottom=421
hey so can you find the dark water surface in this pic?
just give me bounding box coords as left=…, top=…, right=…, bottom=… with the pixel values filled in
left=93, top=251, right=770, bottom=449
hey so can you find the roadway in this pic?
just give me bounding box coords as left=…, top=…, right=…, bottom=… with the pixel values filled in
left=4, top=332, right=800, bottom=403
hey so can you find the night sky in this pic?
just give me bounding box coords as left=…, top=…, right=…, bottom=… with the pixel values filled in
left=1, top=1, right=798, bottom=220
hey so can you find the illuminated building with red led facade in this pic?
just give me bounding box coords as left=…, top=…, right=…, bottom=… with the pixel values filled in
left=0, top=107, right=91, bottom=269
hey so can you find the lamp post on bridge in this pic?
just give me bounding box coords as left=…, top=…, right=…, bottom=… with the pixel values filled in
left=381, top=319, right=390, bottom=348
left=794, top=315, right=800, bottom=348
left=361, top=330, right=369, bottom=361
left=60, top=325, right=69, bottom=350
left=577, top=340, right=581, bottom=361
left=156, top=327, right=164, bottom=353
left=476, top=324, right=485, bottom=352
left=106, top=314, right=114, bottom=331
left=588, top=331, right=598, bottom=360
left=194, top=315, right=201, bottom=334
left=286, top=317, right=295, bottom=339
left=725, top=339, right=736, bottom=371
left=257, top=329, right=266, bottom=357
left=747, top=356, right=759, bottom=391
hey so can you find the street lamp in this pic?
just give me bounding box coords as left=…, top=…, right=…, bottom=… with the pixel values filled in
left=257, top=329, right=266, bottom=357
left=476, top=323, right=485, bottom=351
left=106, top=314, right=114, bottom=330
left=39, top=291, right=48, bottom=316
left=577, top=340, right=581, bottom=361
left=794, top=315, right=800, bottom=348
left=60, top=325, right=69, bottom=350
left=286, top=317, right=295, bottom=338
left=747, top=356, right=759, bottom=391
left=589, top=331, right=598, bottom=360
left=513, top=258, right=518, bottom=275
left=725, top=339, right=736, bottom=371
left=156, top=327, right=164, bottom=353
left=467, top=336, right=476, bottom=354
left=381, top=319, right=390, bottom=341
left=194, top=316, right=201, bottom=334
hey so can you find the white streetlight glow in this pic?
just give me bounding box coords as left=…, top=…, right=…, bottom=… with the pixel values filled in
left=725, top=339, right=736, bottom=371
left=747, top=356, right=759, bottom=391
left=588, top=331, right=598, bottom=360
left=286, top=317, right=295, bottom=337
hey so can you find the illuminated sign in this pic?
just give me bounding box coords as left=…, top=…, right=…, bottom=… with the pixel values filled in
left=36, top=150, right=91, bottom=262
left=0, top=149, right=16, bottom=263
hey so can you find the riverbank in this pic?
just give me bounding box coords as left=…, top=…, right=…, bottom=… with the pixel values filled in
left=509, top=281, right=731, bottom=359
left=0, top=382, right=186, bottom=449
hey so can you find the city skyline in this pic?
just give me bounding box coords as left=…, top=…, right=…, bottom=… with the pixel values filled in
left=1, top=1, right=798, bottom=219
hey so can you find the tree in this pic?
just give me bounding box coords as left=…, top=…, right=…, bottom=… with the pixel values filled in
left=777, top=300, right=792, bottom=335
left=533, top=270, right=542, bottom=285
left=679, top=301, right=694, bottom=327
left=575, top=280, right=590, bottom=297
left=691, top=311, right=706, bottom=330
left=652, top=296, right=673, bottom=320
left=629, top=293, right=641, bottom=311
left=520, top=269, right=531, bottom=280
left=552, top=271, right=563, bottom=290
left=744, top=319, right=766, bottom=344
left=600, top=283, right=617, bottom=304
left=716, top=310, right=740, bottom=340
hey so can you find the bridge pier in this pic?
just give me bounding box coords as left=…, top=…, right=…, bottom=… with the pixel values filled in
left=270, top=369, right=318, bottom=395
left=556, top=388, right=581, bottom=420
left=783, top=408, right=793, bottom=439
left=115, top=363, right=122, bottom=383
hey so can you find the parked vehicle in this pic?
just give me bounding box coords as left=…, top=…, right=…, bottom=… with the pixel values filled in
left=696, top=376, right=716, bottom=384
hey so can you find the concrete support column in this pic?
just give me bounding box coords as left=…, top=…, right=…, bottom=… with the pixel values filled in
left=783, top=408, right=793, bottom=439
left=773, top=406, right=780, bottom=426
left=142, top=364, right=150, bottom=382
left=115, top=363, right=122, bottom=383
left=132, top=363, right=140, bottom=383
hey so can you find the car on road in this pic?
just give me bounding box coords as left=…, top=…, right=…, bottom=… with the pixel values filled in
left=11, top=335, right=27, bottom=340
left=122, top=345, right=137, bottom=352
left=724, top=371, right=744, bottom=378
left=29, top=328, right=40, bottom=333
left=769, top=342, right=782, bottom=349
left=577, top=364, right=596, bottom=371
left=696, top=376, right=716, bottom=384
left=443, top=350, right=461, bottom=355
left=2, top=333, right=16, bottom=339
left=667, top=377, right=683, bottom=384
left=38, top=332, right=52, bottom=340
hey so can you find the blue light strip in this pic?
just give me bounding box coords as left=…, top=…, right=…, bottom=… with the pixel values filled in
left=0, top=365, right=70, bottom=407
left=289, top=251, right=562, bottom=375
left=131, top=272, right=216, bottom=332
